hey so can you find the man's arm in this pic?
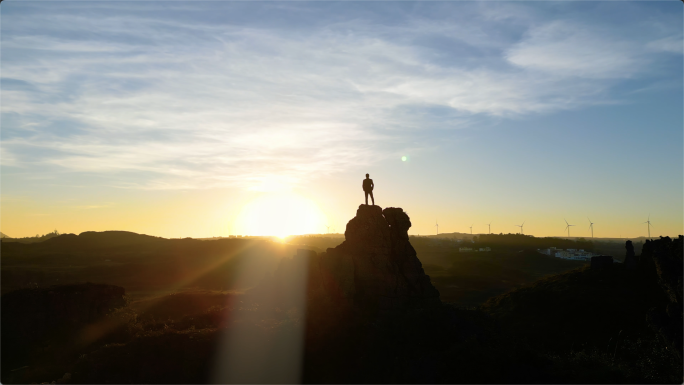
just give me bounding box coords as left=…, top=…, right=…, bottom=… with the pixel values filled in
left=371, top=180, right=374, bottom=189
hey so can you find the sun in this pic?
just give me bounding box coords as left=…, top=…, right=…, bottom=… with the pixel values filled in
left=233, top=192, right=327, bottom=238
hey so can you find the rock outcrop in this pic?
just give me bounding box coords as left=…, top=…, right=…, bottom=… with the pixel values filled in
left=642, top=236, right=683, bottom=358
left=624, top=240, right=637, bottom=270
left=255, top=205, right=440, bottom=321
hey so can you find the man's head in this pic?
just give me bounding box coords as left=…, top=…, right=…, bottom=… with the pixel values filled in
left=366, top=173, right=369, bottom=178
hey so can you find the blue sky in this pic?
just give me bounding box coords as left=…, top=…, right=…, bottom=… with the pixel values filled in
left=1, top=1, right=682, bottom=238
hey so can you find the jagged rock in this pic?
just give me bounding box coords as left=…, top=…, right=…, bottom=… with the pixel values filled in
left=624, top=240, right=637, bottom=270
left=642, top=236, right=683, bottom=358
left=383, top=207, right=440, bottom=306
left=648, top=237, right=683, bottom=305
left=255, top=205, right=440, bottom=321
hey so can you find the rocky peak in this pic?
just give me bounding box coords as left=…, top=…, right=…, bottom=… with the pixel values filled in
left=338, top=205, right=390, bottom=251
left=256, top=204, right=440, bottom=320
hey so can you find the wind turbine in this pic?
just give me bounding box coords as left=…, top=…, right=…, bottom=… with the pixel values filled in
left=588, top=218, right=594, bottom=238
left=435, top=220, right=439, bottom=235
left=644, top=215, right=653, bottom=239
left=516, top=221, right=525, bottom=235
left=469, top=224, right=473, bottom=235
left=325, top=225, right=330, bottom=234
left=565, top=219, right=575, bottom=238
left=487, top=222, right=492, bottom=234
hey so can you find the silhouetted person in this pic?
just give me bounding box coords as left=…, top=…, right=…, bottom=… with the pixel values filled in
left=363, top=174, right=374, bottom=205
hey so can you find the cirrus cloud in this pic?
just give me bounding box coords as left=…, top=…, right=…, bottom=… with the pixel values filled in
left=1, top=2, right=679, bottom=190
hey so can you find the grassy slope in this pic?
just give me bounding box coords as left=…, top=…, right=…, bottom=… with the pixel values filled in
left=2, top=231, right=588, bottom=308
left=479, top=263, right=682, bottom=382
left=481, top=265, right=666, bottom=349
left=426, top=250, right=586, bottom=306
left=1, top=232, right=297, bottom=298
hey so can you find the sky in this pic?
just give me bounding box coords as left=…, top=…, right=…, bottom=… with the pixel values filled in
left=1, top=1, right=682, bottom=239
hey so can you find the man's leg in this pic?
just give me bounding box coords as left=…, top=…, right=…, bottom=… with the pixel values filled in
left=369, top=191, right=374, bottom=205
left=365, top=191, right=369, bottom=205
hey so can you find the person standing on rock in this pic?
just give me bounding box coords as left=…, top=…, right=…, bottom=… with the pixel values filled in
left=363, top=173, right=374, bottom=205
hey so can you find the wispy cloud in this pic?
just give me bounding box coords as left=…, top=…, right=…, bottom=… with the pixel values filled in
left=1, top=2, right=678, bottom=190
left=506, top=20, right=680, bottom=79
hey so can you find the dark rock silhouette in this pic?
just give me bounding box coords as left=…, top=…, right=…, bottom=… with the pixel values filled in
left=254, top=205, right=440, bottom=321
left=590, top=255, right=613, bottom=269
left=642, top=236, right=683, bottom=358
left=238, top=205, right=443, bottom=383
left=624, top=240, right=637, bottom=270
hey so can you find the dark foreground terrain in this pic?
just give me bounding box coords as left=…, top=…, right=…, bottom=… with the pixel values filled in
left=2, top=209, right=681, bottom=384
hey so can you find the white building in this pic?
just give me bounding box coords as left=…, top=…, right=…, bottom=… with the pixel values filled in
left=538, top=247, right=560, bottom=256
left=539, top=247, right=593, bottom=261
left=554, top=249, right=593, bottom=261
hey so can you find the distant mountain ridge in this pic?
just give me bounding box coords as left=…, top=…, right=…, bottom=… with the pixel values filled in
left=1, top=230, right=166, bottom=248
left=1, top=230, right=61, bottom=243
left=44, top=230, right=165, bottom=247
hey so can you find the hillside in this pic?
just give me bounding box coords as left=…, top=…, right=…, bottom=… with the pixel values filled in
left=1, top=212, right=681, bottom=383
left=1, top=231, right=298, bottom=297
left=481, top=265, right=665, bottom=351
left=427, top=250, right=586, bottom=306
left=2, top=230, right=590, bottom=307
left=480, top=236, right=682, bottom=382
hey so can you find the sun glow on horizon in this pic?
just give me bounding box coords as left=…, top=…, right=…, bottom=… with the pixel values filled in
left=233, top=193, right=327, bottom=238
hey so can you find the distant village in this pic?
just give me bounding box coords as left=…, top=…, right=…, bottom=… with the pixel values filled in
left=458, top=246, right=492, bottom=252
left=538, top=247, right=598, bottom=262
